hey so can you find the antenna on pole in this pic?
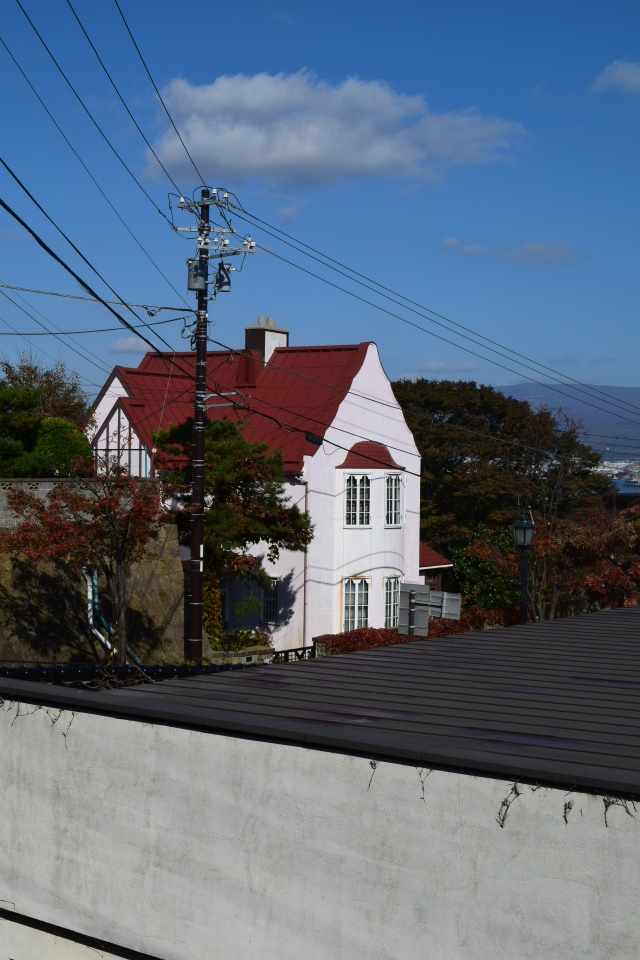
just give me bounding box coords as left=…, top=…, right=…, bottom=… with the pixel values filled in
left=176, top=189, right=254, bottom=660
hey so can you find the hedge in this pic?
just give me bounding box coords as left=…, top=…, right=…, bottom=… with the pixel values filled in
left=314, top=606, right=520, bottom=655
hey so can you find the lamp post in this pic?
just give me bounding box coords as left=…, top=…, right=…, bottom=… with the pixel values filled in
left=512, top=513, right=535, bottom=625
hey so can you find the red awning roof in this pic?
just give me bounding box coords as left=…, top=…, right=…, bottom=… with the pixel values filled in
left=99, top=344, right=372, bottom=471
left=419, top=543, right=453, bottom=570
left=336, top=441, right=404, bottom=470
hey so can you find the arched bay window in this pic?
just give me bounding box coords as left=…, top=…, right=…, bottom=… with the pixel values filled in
left=344, top=578, right=369, bottom=631
left=345, top=475, right=370, bottom=526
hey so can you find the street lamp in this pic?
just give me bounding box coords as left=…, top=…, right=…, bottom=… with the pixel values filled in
left=512, top=513, right=535, bottom=625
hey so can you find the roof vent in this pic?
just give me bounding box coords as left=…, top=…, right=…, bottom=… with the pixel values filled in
left=245, top=316, right=289, bottom=364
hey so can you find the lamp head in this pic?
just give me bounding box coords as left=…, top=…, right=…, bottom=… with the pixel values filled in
left=512, top=513, right=535, bottom=549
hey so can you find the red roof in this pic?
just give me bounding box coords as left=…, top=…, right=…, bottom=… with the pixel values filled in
left=419, top=543, right=453, bottom=570
left=95, top=344, right=372, bottom=471
left=336, top=441, right=404, bottom=470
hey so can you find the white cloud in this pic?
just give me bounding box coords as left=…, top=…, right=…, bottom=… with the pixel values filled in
left=150, top=71, right=525, bottom=187
left=592, top=60, right=640, bottom=96
left=443, top=238, right=581, bottom=265
left=502, top=242, right=581, bottom=264
left=108, top=337, right=149, bottom=354
left=421, top=361, right=479, bottom=373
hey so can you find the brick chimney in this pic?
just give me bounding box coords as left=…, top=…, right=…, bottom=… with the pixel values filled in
left=244, top=316, right=289, bottom=363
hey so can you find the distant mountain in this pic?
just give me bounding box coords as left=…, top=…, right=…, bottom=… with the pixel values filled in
left=497, top=383, right=640, bottom=457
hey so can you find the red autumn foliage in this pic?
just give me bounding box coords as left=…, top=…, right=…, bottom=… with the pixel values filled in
left=0, top=463, right=173, bottom=664
left=314, top=627, right=406, bottom=655
left=428, top=605, right=519, bottom=637
left=315, top=605, right=521, bottom=654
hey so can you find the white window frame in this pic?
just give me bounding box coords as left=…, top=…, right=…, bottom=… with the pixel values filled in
left=385, top=474, right=402, bottom=527
left=343, top=578, right=369, bottom=631
left=345, top=474, right=371, bottom=527
left=261, top=577, right=279, bottom=624
left=384, top=577, right=400, bottom=628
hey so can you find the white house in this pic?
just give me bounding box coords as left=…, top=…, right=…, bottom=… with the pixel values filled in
left=91, top=317, right=421, bottom=649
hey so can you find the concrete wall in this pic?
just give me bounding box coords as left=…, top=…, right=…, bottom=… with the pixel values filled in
left=0, top=914, right=136, bottom=960
left=1, top=697, right=639, bottom=960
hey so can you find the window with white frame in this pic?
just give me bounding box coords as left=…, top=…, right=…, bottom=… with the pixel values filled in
left=261, top=578, right=279, bottom=624
left=384, top=577, right=400, bottom=628
left=344, top=579, right=369, bottom=631
left=345, top=475, right=370, bottom=526
left=385, top=475, right=402, bottom=526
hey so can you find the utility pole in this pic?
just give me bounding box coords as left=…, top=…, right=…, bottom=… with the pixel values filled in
left=177, top=189, right=255, bottom=660
left=188, top=189, right=210, bottom=661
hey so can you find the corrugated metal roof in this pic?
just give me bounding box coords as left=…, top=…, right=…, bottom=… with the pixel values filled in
left=105, top=344, right=371, bottom=471
left=419, top=544, right=453, bottom=569
left=3, top=607, right=640, bottom=794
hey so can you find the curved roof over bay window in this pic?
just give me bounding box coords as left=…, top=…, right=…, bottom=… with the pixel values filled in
left=336, top=441, right=404, bottom=470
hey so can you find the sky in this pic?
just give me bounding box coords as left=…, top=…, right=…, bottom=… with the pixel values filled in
left=0, top=0, right=638, bottom=398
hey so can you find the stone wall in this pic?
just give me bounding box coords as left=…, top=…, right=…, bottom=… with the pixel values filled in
left=0, top=480, right=184, bottom=663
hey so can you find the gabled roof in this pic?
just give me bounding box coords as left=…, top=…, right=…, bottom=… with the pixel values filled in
left=419, top=544, right=453, bottom=570
left=98, top=344, right=372, bottom=471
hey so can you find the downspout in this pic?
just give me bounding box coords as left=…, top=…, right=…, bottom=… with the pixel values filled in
left=83, top=566, right=142, bottom=665
left=301, top=478, right=309, bottom=648
left=83, top=567, right=112, bottom=656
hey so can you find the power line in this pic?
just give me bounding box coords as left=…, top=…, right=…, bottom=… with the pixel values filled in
left=13, top=0, right=173, bottom=226
left=0, top=34, right=188, bottom=308
left=0, top=282, right=192, bottom=314
left=112, top=0, right=206, bottom=186
left=253, top=243, right=640, bottom=432
left=63, top=0, right=184, bottom=195
left=0, top=312, right=103, bottom=388
left=0, top=193, right=192, bottom=373
left=0, top=287, right=111, bottom=374
left=0, top=317, right=184, bottom=335
left=229, top=200, right=640, bottom=423
left=0, top=156, right=175, bottom=344
left=78, top=7, right=640, bottom=431
left=233, top=209, right=640, bottom=426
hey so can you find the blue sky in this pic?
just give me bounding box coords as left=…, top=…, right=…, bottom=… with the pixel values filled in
left=0, top=0, right=638, bottom=396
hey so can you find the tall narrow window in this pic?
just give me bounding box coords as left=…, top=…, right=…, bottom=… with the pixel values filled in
left=344, top=579, right=369, bottom=631
left=345, top=475, right=371, bottom=526
left=261, top=578, right=279, bottom=624
left=386, top=475, right=401, bottom=526
left=385, top=577, right=400, bottom=628
left=346, top=475, right=358, bottom=526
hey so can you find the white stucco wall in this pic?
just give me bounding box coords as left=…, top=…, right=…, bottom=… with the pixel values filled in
left=228, top=344, right=421, bottom=647
left=88, top=374, right=129, bottom=441
left=1, top=699, right=639, bottom=960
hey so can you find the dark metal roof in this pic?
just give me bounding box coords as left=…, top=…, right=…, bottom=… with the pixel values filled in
left=3, top=607, right=640, bottom=795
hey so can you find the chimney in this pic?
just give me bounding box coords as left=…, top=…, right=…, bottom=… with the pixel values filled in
left=244, top=316, right=289, bottom=364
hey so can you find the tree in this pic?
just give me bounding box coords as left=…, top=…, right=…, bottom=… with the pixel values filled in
left=465, top=506, right=640, bottom=620
left=451, top=524, right=519, bottom=609
left=157, top=417, right=313, bottom=644
left=0, top=355, right=92, bottom=477
left=391, top=378, right=612, bottom=554
left=0, top=462, right=171, bottom=663
left=0, top=353, right=91, bottom=426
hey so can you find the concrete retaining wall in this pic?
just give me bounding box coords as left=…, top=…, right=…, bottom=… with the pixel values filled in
left=0, top=697, right=639, bottom=959
left=0, top=914, right=139, bottom=959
